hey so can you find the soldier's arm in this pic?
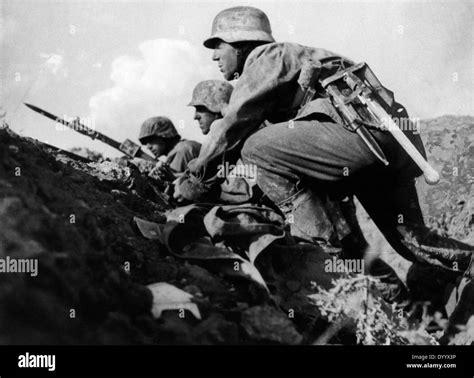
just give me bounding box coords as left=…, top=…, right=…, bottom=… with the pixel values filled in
left=169, top=141, right=201, bottom=174
left=195, top=44, right=299, bottom=168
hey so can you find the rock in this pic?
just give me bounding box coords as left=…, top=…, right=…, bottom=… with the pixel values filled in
left=241, top=305, right=302, bottom=344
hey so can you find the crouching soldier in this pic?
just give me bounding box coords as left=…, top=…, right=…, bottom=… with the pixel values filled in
left=138, top=116, right=200, bottom=180
left=174, top=80, right=259, bottom=203
left=188, top=6, right=473, bottom=301
left=188, top=80, right=233, bottom=136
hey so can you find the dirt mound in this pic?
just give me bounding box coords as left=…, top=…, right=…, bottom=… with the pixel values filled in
left=0, top=126, right=326, bottom=344
left=0, top=115, right=472, bottom=345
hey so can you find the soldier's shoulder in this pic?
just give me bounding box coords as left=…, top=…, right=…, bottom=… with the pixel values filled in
left=249, top=42, right=342, bottom=62
left=175, top=139, right=201, bottom=154
left=250, top=41, right=301, bottom=57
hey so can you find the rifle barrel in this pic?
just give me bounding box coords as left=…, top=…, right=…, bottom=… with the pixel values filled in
left=25, top=103, right=124, bottom=154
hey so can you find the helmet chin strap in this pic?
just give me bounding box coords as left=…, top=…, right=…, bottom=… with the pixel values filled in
left=228, top=46, right=245, bottom=80
left=233, top=50, right=244, bottom=80
left=232, top=43, right=257, bottom=80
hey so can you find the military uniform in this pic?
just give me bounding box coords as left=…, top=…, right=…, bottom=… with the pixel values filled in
left=177, top=80, right=264, bottom=204
left=138, top=116, right=200, bottom=175
left=197, top=7, right=473, bottom=276
left=175, top=80, right=243, bottom=202
left=166, top=139, right=201, bottom=174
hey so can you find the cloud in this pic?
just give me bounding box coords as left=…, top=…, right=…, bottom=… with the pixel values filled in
left=39, top=53, right=68, bottom=77
left=89, top=38, right=217, bottom=142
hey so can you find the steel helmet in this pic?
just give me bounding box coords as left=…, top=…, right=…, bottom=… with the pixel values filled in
left=203, top=6, right=275, bottom=49
left=138, top=116, right=178, bottom=144
left=187, top=80, right=233, bottom=114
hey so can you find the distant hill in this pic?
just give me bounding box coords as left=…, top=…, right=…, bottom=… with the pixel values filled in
left=417, top=115, right=473, bottom=243
left=356, top=115, right=473, bottom=282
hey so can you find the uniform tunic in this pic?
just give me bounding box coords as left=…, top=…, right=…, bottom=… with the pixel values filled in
left=167, top=139, right=201, bottom=174
left=196, top=42, right=472, bottom=272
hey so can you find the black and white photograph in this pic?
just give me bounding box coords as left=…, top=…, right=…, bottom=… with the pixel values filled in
left=0, top=0, right=472, bottom=376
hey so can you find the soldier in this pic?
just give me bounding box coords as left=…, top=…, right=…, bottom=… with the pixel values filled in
left=138, top=116, right=200, bottom=177
left=175, top=80, right=257, bottom=203
left=188, top=80, right=233, bottom=136
left=188, top=6, right=473, bottom=285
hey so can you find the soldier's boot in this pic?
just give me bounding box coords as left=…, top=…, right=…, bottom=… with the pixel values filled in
left=355, top=175, right=473, bottom=279
left=396, top=224, right=474, bottom=279
left=276, top=188, right=345, bottom=253
left=276, top=188, right=410, bottom=305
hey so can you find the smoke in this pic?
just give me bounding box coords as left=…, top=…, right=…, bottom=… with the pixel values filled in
left=89, top=39, right=216, bottom=143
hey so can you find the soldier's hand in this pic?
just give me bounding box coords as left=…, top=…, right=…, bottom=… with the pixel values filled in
left=187, top=158, right=206, bottom=178
left=149, top=161, right=170, bottom=179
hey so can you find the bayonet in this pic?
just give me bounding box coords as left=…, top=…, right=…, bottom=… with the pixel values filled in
left=24, top=103, right=157, bottom=162
left=321, top=63, right=439, bottom=184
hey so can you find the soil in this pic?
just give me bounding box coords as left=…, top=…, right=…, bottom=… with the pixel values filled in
left=0, top=115, right=472, bottom=345
left=0, top=126, right=305, bottom=344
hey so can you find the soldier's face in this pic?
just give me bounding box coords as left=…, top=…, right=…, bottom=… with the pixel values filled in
left=145, top=137, right=169, bottom=157
left=212, top=41, right=239, bottom=81
left=194, top=106, right=218, bottom=135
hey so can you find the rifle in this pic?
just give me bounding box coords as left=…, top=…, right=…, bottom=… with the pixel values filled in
left=24, top=102, right=179, bottom=180
left=25, top=103, right=179, bottom=205
left=40, top=141, right=93, bottom=163
left=24, top=103, right=157, bottom=163
left=320, top=63, right=440, bottom=185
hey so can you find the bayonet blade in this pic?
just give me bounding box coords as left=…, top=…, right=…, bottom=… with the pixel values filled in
left=24, top=103, right=156, bottom=162
left=24, top=102, right=105, bottom=142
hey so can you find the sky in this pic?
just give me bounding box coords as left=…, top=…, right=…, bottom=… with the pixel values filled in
left=1, top=0, right=472, bottom=158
